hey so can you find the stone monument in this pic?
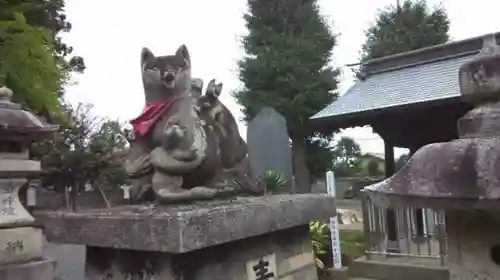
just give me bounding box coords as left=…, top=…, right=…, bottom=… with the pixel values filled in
left=40, top=45, right=335, bottom=279
left=247, top=107, right=294, bottom=187
left=363, top=33, right=500, bottom=280
left=0, top=86, right=57, bottom=279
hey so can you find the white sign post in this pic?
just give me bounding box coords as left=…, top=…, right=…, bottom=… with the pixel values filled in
left=26, top=185, right=36, bottom=207
left=326, top=171, right=342, bottom=269
left=121, top=185, right=131, bottom=199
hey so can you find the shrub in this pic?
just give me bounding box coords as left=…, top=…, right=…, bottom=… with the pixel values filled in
left=310, top=220, right=329, bottom=270
left=257, top=170, right=289, bottom=194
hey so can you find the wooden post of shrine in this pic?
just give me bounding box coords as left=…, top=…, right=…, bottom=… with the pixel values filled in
left=384, top=139, right=399, bottom=252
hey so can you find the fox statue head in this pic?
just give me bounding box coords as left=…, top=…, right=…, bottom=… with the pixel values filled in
left=140, top=45, right=192, bottom=103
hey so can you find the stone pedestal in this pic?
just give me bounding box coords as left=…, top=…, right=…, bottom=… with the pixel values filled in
left=446, top=211, right=500, bottom=280
left=41, top=194, right=334, bottom=280
left=0, top=258, right=56, bottom=280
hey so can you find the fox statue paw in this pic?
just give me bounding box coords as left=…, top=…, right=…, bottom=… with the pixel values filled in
left=172, top=147, right=197, bottom=161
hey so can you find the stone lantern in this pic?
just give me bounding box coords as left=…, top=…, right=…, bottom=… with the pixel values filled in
left=0, top=86, right=57, bottom=279
left=363, top=33, right=500, bottom=280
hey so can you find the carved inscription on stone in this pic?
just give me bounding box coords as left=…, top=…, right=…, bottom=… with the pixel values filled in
left=0, top=227, right=42, bottom=265
left=5, top=239, right=23, bottom=254
left=1, top=195, right=16, bottom=216
left=246, top=254, right=277, bottom=280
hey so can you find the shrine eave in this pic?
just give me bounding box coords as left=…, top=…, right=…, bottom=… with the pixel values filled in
left=311, top=95, right=461, bottom=130
left=311, top=53, right=476, bottom=129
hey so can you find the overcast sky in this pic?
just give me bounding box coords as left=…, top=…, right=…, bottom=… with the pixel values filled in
left=62, top=0, right=500, bottom=157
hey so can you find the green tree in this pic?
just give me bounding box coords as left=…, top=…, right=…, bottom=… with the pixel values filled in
left=361, top=0, right=449, bottom=61
left=306, top=136, right=335, bottom=180
left=367, top=160, right=383, bottom=177
left=0, top=13, right=63, bottom=114
left=0, top=0, right=85, bottom=115
left=396, top=153, right=410, bottom=170
left=331, top=137, right=362, bottom=177
left=0, top=0, right=85, bottom=72
left=31, top=103, right=128, bottom=209
left=234, top=0, right=339, bottom=192
left=332, top=137, right=361, bottom=167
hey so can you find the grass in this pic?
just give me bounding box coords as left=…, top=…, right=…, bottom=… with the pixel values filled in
left=318, top=229, right=366, bottom=280
left=339, top=229, right=365, bottom=264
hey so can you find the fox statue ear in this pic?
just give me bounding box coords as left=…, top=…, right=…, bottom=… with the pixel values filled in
left=207, top=79, right=216, bottom=89
left=206, top=79, right=219, bottom=98
left=141, top=47, right=155, bottom=69
left=215, top=83, right=223, bottom=98
left=175, top=44, right=191, bottom=64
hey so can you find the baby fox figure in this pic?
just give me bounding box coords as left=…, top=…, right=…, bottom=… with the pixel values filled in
left=197, top=79, right=248, bottom=168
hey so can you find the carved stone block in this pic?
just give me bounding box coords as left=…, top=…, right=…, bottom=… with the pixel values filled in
left=0, top=178, right=36, bottom=228
left=40, top=194, right=334, bottom=279
left=0, top=227, right=43, bottom=265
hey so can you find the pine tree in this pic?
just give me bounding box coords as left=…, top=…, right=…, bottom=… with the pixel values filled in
left=234, top=0, right=339, bottom=191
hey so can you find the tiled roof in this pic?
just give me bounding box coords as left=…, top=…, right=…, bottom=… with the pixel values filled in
left=311, top=54, right=475, bottom=121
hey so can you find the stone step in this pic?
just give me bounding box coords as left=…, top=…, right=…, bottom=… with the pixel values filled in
left=349, top=256, right=448, bottom=280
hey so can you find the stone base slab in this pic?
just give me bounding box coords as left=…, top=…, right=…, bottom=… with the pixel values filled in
left=349, top=256, right=448, bottom=280
left=0, top=226, right=42, bottom=265
left=322, top=267, right=348, bottom=280
left=84, top=225, right=318, bottom=280
left=40, top=194, right=335, bottom=253
left=0, top=257, right=56, bottom=280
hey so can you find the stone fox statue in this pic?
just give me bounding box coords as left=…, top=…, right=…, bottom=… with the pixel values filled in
left=125, top=45, right=261, bottom=203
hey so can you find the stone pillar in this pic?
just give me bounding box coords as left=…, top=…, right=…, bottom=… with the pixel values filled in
left=0, top=87, right=57, bottom=279
left=41, top=194, right=334, bottom=280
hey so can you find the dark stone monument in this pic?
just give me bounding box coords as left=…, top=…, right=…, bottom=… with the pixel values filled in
left=364, top=34, right=500, bottom=279
left=247, top=107, right=294, bottom=185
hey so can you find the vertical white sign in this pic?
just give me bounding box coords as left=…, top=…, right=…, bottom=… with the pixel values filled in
left=27, top=186, right=36, bottom=207
left=326, top=171, right=342, bottom=269
left=121, top=185, right=130, bottom=199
